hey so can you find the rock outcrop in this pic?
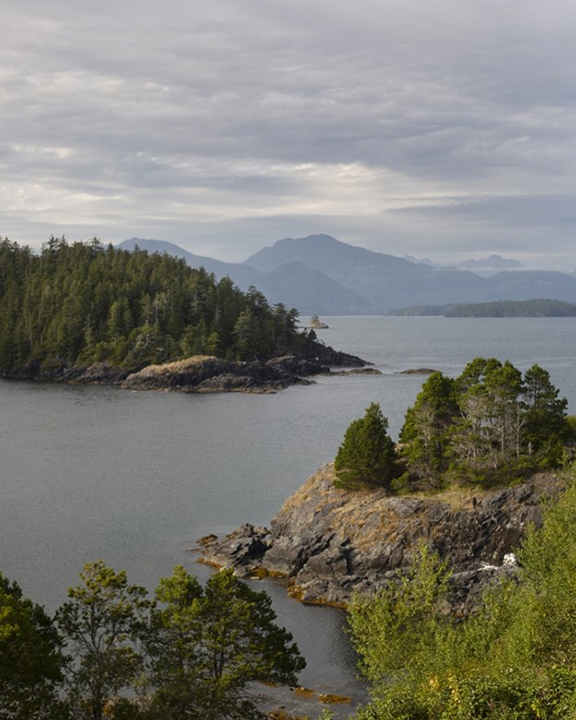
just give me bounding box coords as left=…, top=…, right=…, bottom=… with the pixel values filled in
left=199, top=464, right=562, bottom=615
left=121, top=355, right=329, bottom=393
left=6, top=348, right=367, bottom=394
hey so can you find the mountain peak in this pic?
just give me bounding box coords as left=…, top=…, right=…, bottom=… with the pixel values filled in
left=271, top=233, right=343, bottom=249
left=457, top=254, right=523, bottom=270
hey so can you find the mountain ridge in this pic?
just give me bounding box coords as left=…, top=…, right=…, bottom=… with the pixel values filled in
left=118, top=235, right=576, bottom=315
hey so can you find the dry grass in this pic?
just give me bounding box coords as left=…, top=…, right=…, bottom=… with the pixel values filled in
left=410, top=485, right=489, bottom=510
left=133, top=355, right=218, bottom=377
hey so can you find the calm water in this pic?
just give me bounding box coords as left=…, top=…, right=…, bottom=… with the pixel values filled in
left=2, top=316, right=576, bottom=697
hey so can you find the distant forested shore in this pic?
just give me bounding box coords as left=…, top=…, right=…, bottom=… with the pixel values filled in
left=0, top=237, right=358, bottom=382
left=389, top=298, right=576, bottom=317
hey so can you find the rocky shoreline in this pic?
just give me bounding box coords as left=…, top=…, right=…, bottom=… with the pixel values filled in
left=198, top=464, right=563, bottom=616
left=2, top=347, right=368, bottom=394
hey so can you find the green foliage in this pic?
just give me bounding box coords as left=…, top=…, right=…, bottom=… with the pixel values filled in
left=0, top=573, right=68, bottom=719
left=399, top=358, right=571, bottom=489
left=334, top=403, right=399, bottom=490
left=55, top=561, right=150, bottom=720
left=399, top=372, right=458, bottom=488
left=349, top=471, right=576, bottom=719
left=0, top=238, right=315, bottom=371
left=0, top=560, right=305, bottom=719
left=348, top=543, right=452, bottom=686
left=147, top=566, right=305, bottom=720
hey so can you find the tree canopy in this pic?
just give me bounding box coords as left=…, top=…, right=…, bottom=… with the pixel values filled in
left=55, top=561, right=150, bottom=720
left=0, top=560, right=305, bottom=720
left=334, top=402, right=399, bottom=490
left=148, top=566, right=305, bottom=720
left=399, top=358, right=571, bottom=488
left=0, top=237, right=315, bottom=372
left=335, top=358, right=571, bottom=493
left=0, top=573, right=67, bottom=719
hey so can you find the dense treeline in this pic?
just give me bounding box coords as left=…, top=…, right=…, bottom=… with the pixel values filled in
left=399, top=358, right=571, bottom=488
left=0, top=562, right=304, bottom=720
left=388, top=299, right=576, bottom=317
left=349, top=469, right=576, bottom=719
left=0, top=237, right=315, bottom=373
left=387, top=304, right=450, bottom=316
left=334, top=358, right=572, bottom=491
left=446, top=298, right=576, bottom=317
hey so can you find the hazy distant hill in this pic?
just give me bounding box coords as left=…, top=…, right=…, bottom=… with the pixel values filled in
left=118, top=237, right=366, bottom=315
left=446, top=299, right=576, bottom=317
left=456, top=254, right=523, bottom=270
left=256, top=262, right=371, bottom=315
left=120, top=235, right=576, bottom=315
left=246, top=234, right=576, bottom=311
left=387, top=305, right=454, bottom=316
left=244, top=234, right=490, bottom=310
left=404, top=255, right=438, bottom=267
left=483, top=271, right=576, bottom=302
left=390, top=299, right=576, bottom=317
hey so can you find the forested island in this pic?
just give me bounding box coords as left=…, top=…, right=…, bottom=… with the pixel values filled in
left=389, top=298, right=576, bottom=317
left=0, top=238, right=363, bottom=391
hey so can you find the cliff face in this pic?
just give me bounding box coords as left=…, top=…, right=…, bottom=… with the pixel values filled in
left=199, top=464, right=562, bottom=615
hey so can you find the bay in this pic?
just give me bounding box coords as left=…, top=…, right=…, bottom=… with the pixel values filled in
left=2, top=316, right=576, bottom=699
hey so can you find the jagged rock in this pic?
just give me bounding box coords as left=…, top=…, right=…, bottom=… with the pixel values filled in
left=265, top=355, right=328, bottom=377
left=312, top=346, right=368, bottom=367
left=125, top=352, right=376, bottom=393
left=199, top=464, right=563, bottom=614
left=6, top=360, right=135, bottom=384
left=396, top=368, right=437, bottom=375
left=65, top=362, right=133, bottom=384
left=121, top=355, right=332, bottom=393
left=329, top=368, right=383, bottom=376
left=4, top=348, right=367, bottom=394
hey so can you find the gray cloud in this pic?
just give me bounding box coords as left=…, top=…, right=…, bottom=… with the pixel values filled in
left=2, top=0, right=576, bottom=268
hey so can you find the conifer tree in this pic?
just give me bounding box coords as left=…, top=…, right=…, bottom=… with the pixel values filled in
left=399, top=372, right=458, bottom=488
left=0, top=572, right=68, bottom=719
left=56, top=561, right=150, bottom=720
left=147, top=566, right=305, bottom=720
left=334, top=403, right=398, bottom=490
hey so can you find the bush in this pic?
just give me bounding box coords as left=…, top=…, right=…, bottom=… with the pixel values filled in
left=349, top=468, right=576, bottom=719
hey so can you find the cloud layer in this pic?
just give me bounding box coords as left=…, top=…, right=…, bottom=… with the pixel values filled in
left=2, top=0, right=576, bottom=267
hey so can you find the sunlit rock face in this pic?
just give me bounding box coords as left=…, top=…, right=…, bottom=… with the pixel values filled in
left=200, top=463, right=562, bottom=615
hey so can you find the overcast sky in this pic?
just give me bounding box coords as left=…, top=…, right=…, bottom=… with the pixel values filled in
left=2, top=0, right=576, bottom=268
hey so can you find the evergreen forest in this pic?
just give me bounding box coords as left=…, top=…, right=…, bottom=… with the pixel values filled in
left=389, top=298, right=576, bottom=317
left=0, top=237, right=317, bottom=373
left=445, top=298, right=576, bottom=317
left=334, top=358, right=573, bottom=491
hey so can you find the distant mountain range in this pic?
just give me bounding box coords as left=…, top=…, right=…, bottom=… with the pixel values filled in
left=402, top=252, right=525, bottom=276
left=117, top=235, right=576, bottom=315
left=455, top=254, right=523, bottom=270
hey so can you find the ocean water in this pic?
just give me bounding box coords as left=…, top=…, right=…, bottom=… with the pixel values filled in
left=2, top=316, right=576, bottom=697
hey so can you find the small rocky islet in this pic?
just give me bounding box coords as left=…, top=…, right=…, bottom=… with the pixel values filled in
left=8, top=347, right=368, bottom=394
left=198, top=463, right=562, bottom=616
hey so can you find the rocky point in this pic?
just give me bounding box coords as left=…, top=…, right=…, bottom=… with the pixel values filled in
left=198, top=463, right=563, bottom=615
